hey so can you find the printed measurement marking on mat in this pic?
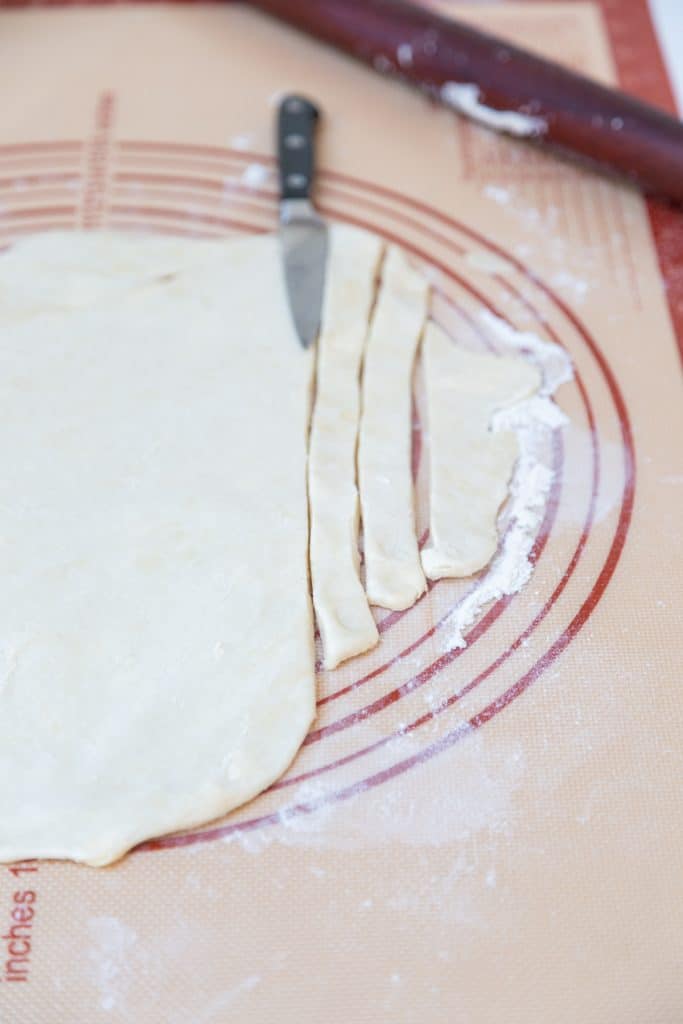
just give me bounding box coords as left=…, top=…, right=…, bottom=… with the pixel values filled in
left=1, top=860, right=39, bottom=985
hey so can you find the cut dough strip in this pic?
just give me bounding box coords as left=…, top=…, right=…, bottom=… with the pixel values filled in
left=308, top=226, right=384, bottom=669
left=358, top=246, right=429, bottom=610
left=421, top=324, right=541, bottom=580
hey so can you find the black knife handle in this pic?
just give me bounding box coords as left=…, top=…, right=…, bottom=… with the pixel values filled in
left=277, top=95, right=320, bottom=201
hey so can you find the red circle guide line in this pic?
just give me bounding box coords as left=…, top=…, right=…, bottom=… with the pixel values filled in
left=0, top=205, right=78, bottom=222
left=104, top=188, right=589, bottom=733
left=14, top=203, right=577, bottom=770
left=0, top=141, right=82, bottom=155
left=112, top=159, right=610, bottom=782
left=302, top=430, right=564, bottom=751
left=0, top=171, right=81, bottom=190
left=143, top=379, right=631, bottom=855
left=106, top=198, right=578, bottom=719
left=109, top=205, right=269, bottom=236
left=111, top=169, right=470, bottom=260
left=118, top=151, right=633, bottom=854
left=0, top=144, right=634, bottom=853
left=279, top=360, right=590, bottom=788
left=273, top=431, right=564, bottom=792
left=310, top=443, right=560, bottom=722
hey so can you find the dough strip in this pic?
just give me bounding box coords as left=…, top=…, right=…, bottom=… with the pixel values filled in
left=358, top=246, right=429, bottom=610
left=308, top=226, right=384, bottom=668
left=421, top=323, right=541, bottom=580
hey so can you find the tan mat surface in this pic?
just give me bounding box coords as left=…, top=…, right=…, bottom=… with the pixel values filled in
left=0, top=2, right=681, bottom=1021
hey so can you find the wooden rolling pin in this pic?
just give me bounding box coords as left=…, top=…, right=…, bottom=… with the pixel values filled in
left=248, top=0, right=683, bottom=203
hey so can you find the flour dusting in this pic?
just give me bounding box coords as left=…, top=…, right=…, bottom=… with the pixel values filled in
left=396, top=43, right=414, bottom=67
left=218, top=724, right=523, bottom=854
left=241, top=163, right=269, bottom=189
left=192, top=975, right=260, bottom=1024
left=441, top=83, right=547, bottom=137
left=481, top=311, right=574, bottom=392
left=483, top=185, right=512, bottom=205
left=87, top=916, right=138, bottom=1013
left=442, top=313, right=573, bottom=650
left=464, top=249, right=510, bottom=274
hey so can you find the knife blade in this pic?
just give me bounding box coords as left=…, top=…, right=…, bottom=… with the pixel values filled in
left=277, top=94, right=328, bottom=349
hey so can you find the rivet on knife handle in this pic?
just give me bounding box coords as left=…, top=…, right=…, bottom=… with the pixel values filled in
left=277, top=94, right=328, bottom=350
left=278, top=94, right=320, bottom=202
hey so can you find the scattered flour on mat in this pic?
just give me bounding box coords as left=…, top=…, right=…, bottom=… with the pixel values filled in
left=189, top=975, right=261, bottom=1024
left=551, top=269, right=589, bottom=297
left=482, top=311, right=573, bottom=391
left=218, top=726, right=523, bottom=856
left=464, top=249, right=510, bottom=274
left=483, top=184, right=512, bottom=205
left=241, top=163, right=269, bottom=188
left=87, top=916, right=138, bottom=1013
left=441, top=312, right=573, bottom=651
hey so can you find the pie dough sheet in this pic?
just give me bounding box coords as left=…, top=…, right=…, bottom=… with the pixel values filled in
left=308, top=226, right=384, bottom=669
left=0, top=231, right=316, bottom=866
left=358, top=247, right=429, bottom=610
left=0, top=229, right=224, bottom=326
left=421, top=324, right=542, bottom=580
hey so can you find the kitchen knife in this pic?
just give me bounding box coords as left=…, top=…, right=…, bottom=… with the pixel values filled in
left=277, top=94, right=328, bottom=349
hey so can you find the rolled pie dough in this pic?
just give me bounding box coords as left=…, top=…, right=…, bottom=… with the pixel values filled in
left=0, top=227, right=545, bottom=866
left=0, top=230, right=319, bottom=866
left=421, top=324, right=541, bottom=580
left=358, top=246, right=429, bottom=610
left=308, top=226, right=383, bottom=669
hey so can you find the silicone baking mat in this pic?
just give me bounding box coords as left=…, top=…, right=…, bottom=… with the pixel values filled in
left=0, top=2, right=681, bottom=1021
